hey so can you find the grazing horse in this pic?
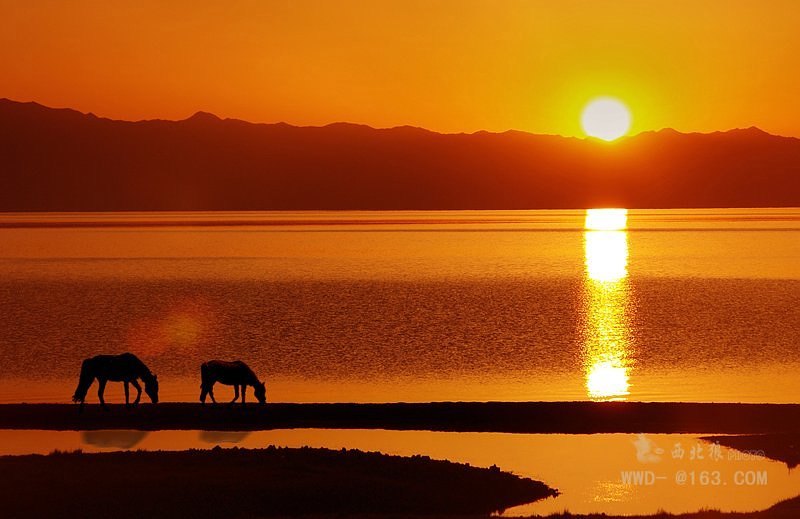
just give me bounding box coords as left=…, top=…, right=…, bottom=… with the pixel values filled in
left=200, top=360, right=266, bottom=406
left=72, top=353, right=159, bottom=410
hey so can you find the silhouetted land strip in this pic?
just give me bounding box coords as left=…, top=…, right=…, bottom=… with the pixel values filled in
left=0, top=446, right=554, bottom=518
left=703, top=434, right=800, bottom=469
left=3, top=402, right=800, bottom=433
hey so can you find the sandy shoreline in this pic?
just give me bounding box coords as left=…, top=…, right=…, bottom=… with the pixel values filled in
left=2, top=401, right=800, bottom=433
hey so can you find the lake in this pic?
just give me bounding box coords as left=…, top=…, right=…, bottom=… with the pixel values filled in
left=0, top=209, right=798, bottom=403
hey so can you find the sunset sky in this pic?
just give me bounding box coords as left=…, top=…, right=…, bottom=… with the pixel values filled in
left=2, top=1, right=799, bottom=137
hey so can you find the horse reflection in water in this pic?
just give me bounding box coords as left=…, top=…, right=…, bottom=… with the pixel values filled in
left=72, top=352, right=159, bottom=411
left=82, top=430, right=149, bottom=449
left=200, top=360, right=266, bottom=406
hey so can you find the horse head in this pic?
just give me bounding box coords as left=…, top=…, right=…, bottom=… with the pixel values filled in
left=254, top=380, right=267, bottom=404
left=144, top=374, right=159, bottom=403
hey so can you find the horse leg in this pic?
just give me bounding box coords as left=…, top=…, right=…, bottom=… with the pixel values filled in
left=241, top=385, right=247, bottom=406
left=229, top=384, right=239, bottom=405
left=98, top=379, right=108, bottom=410
left=200, top=379, right=213, bottom=405
left=78, top=378, right=92, bottom=413
left=124, top=381, right=130, bottom=408
left=131, top=379, right=142, bottom=406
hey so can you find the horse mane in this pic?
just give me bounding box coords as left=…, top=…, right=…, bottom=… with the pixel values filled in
left=72, top=358, right=95, bottom=403
left=125, top=353, right=155, bottom=381
left=241, top=362, right=260, bottom=385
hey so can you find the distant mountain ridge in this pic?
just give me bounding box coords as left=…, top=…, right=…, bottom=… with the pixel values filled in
left=0, top=98, right=798, bottom=211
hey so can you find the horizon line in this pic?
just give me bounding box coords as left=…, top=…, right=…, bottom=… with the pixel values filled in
left=2, top=96, right=797, bottom=142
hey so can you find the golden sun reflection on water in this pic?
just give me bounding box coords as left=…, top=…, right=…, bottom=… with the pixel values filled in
left=585, top=231, right=628, bottom=282
left=585, top=208, right=628, bottom=231
left=583, top=209, right=633, bottom=400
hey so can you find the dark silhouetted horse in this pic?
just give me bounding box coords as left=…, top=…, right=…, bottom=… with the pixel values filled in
left=72, top=353, right=159, bottom=410
left=200, top=360, right=266, bottom=405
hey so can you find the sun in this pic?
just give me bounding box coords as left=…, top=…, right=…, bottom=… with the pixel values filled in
left=581, top=97, right=631, bottom=141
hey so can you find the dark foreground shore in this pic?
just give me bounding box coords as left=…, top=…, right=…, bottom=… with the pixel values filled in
left=539, top=495, right=800, bottom=518
left=2, top=402, right=800, bottom=433
left=0, top=446, right=554, bottom=519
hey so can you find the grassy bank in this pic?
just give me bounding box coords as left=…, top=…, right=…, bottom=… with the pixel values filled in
left=534, top=492, right=800, bottom=518
left=0, top=446, right=555, bottom=518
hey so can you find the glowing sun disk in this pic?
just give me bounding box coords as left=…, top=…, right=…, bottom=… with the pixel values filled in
left=581, top=98, right=631, bottom=141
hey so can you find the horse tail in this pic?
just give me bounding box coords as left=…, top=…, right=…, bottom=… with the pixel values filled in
left=72, top=359, right=94, bottom=403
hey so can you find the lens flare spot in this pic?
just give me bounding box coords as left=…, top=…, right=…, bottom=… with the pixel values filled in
left=127, top=299, right=214, bottom=355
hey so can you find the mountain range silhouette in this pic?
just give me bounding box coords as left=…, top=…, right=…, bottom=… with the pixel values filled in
left=1, top=98, right=797, bottom=211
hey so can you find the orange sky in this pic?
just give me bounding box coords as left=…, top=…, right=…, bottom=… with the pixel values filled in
left=2, top=1, right=799, bottom=137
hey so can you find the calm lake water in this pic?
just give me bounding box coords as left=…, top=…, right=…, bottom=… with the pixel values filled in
left=0, top=209, right=798, bottom=403
left=0, top=429, right=795, bottom=516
